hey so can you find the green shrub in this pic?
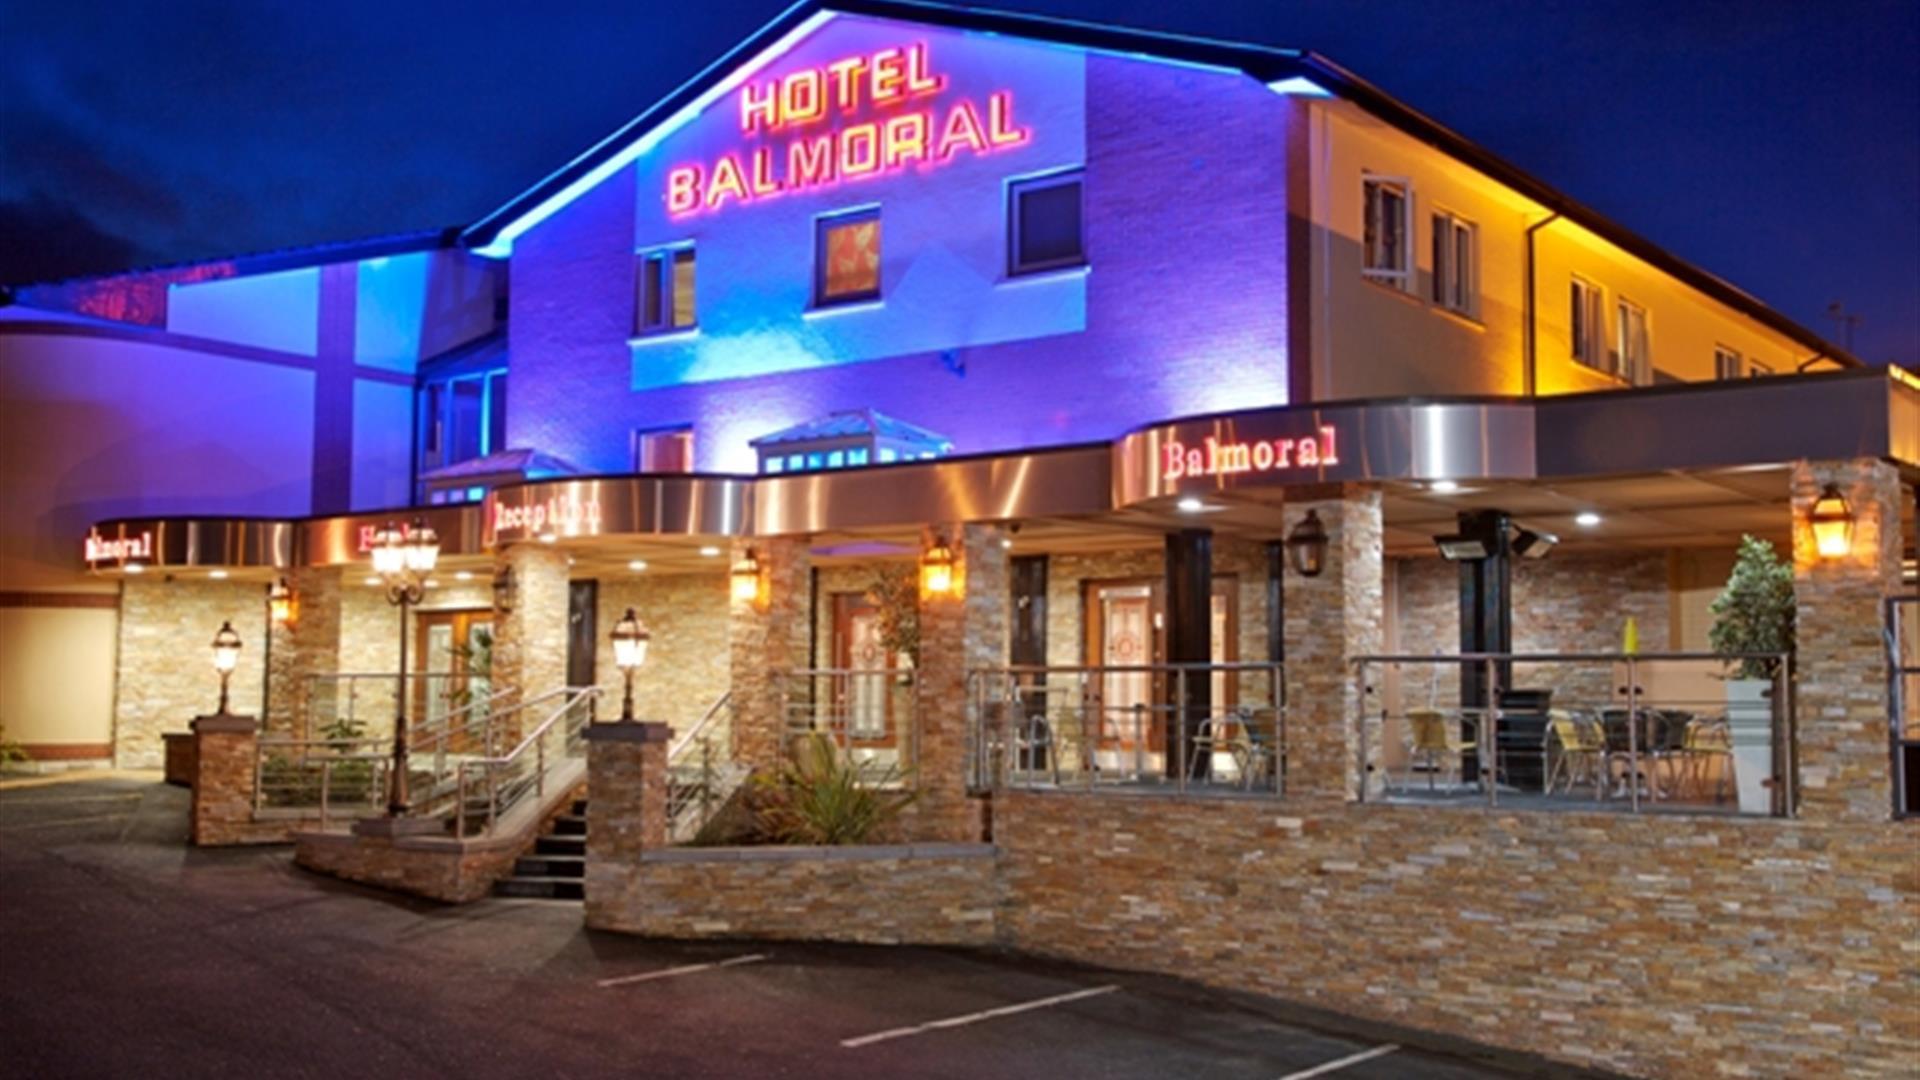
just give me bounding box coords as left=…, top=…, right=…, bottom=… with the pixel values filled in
left=751, top=734, right=916, bottom=846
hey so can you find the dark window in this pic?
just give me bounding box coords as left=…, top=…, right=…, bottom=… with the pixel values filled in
left=1009, top=171, right=1084, bottom=275
left=635, top=246, right=696, bottom=335
left=486, top=371, right=508, bottom=454
left=814, top=208, right=881, bottom=306
left=421, top=383, right=443, bottom=463
left=449, top=378, right=484, bottom=465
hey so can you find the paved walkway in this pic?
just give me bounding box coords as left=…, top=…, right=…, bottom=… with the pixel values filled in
left=0, top=776, right=1598, bottom=1079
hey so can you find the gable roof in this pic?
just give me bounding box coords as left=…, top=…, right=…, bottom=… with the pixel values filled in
left=750, top=408, right=954, bottom=449
left=464, top=0, right=1856, bottom=369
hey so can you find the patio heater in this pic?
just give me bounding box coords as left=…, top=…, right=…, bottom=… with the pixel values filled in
left=371, top=517, right=440, bottom=816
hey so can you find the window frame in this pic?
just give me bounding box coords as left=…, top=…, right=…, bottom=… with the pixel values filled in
left=1570, top=275, right=1610, bottom=374
left=1006, top=168, right=1087, bottom=278
left=633, top=243, right=697, bottom=337
left=1361, top=175, right=1414, bottom=291
left=1429, top=208, right=1477, bottom=317
left=813, top=206, right=883, bottom=309
left=1616, top=296, right=1651, bottom=386
left=1714, top=345, right=1744, bottom=380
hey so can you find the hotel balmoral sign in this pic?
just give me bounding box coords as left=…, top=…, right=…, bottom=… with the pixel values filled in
left=667, top=42, right=1029, bottom=215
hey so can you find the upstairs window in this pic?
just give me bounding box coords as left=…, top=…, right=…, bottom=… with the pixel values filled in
left=635, top=246, right=696, bottom=336
left=1570, top=276, right=1608, bottom=372
left=1430, top=211, right=1476, bottom=316
left=633, top=425, right=694, bottom=473
left=815, top=208, right=882, bottom=307
left=1362, top=176, right=1412, bottom=289
left=1008, top=170, right=1085, bottom=276
left=1748, top=358, right=1775, bottom=377
left=1714, top=346, right=1743, bottom=380
left=1617, top=298, right=1651, bottom=385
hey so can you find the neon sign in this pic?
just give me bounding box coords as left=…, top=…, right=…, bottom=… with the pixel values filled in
left=1161, top=427, right=1342, bottom=482
left=491, top=492, right=603, bottom=539
left=85, top=528, right=153, bottom=564
left=666, top=42, right=1029, bottom=216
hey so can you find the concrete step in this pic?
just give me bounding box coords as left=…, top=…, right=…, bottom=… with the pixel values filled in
left=514, top=854, right=585, bottom=879
left=493, top=876, right=585, bottom=901
left=550, top=814, right=587, bottom=837
left=533, top=834, right=585, bottom=857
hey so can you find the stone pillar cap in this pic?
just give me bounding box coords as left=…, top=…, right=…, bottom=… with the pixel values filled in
left=585, top=720, right=674, bottom=744
left=191, top=713, right=258, bottom=734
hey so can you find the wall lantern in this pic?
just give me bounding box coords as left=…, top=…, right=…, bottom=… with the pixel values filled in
left=610, top=607, right=651, bottom=722
left=1285, top=510, right=1329, bottom=578
left=266, top=578, right=295, bottom=625
left=492, top=565, right=515, bottom=613
left=1809, top=484, right=1854, bottom=559
left=210, top=620, right=243, bottom=714
left=921, top=537, right=957, bottom=596
left=731, top=548, right=762, bottom=604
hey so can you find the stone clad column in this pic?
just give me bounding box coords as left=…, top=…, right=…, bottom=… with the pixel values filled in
left=267, top=566, right=343, bottom=739
left=491, top=543, right=571, bottom=741
left=1280, top=488, right=1385, bottom=801
left=1791, top=459, right=1904, bottom=822
left=190, top=712, right=259, bottom=846
left=727, top=537, right=810, bottom=773
left=914, top=523, right=1008, bottom=842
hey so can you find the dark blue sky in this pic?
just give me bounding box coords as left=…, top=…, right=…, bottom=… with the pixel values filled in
left=3, top=0, right=1914, bottom=363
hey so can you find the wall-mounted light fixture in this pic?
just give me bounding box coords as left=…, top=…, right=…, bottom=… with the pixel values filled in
left=731, top=548, right=762, bottom=604
left=1512, top=527, right=1559, bottom=560
left=921, top=536, right=957, bottom=596
left=1285, top=509, right=1329, bottom=577
left=491, top=565, right=515, bottom=612
left=267, top=577, right=295, bottom=625
left=1809, top=484, right=1854, bottom=559
left=210, top=620, right=242, bottom=714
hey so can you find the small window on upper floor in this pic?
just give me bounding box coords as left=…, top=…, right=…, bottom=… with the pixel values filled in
left=1362, top=176, right=1412, bottom=290
left=1616, top=297, right=1651, bottom=386
left=1714, top=346, right=1743, bottom=380
left=1570, top=276, right=1609, bottom=373
left=1008, top=170, right=1085, bottom=276
left=1430, top=211, right=1476, bottom=316
left=635, top=246, right=696, bottom=336
left=633, top=425, right=694, bottom=473
left=1747, top=358, right=1774, bottom=377
left=815, top=208, right=881, bottom=307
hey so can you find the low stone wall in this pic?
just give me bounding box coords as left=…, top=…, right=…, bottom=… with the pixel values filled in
left=586, top=843, right=999, bottom=945
left=294, top=830, right=522, bottom=904
left=994, top=791, right=1919, bottom=1080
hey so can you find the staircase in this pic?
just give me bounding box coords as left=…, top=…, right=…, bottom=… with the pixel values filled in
left=493, top=797, right=587, bottom=900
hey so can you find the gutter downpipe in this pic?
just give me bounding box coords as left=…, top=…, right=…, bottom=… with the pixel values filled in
left=1522, top=210, right=1562, bottom=398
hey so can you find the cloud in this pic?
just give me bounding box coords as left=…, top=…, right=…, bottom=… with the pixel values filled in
left=0, top=193, right=146, bottom=285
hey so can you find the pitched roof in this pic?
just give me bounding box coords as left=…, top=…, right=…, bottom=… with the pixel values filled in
left=419, top=448, right=580, bottom=482
left=460, top=0, right=1858, bottom=369
left=749, top=408, right=953, bottom=448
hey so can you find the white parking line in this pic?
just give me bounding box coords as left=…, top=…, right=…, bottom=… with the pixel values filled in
left=596, top=953, right=766, bottom=988
left=840, top=984, right=1120, bottom=1048
left=1277, top=1043, right=1400, bottom=1079
left=0, top=813, right=132, bottom=831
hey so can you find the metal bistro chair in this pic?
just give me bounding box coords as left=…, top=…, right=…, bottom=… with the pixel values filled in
left=1014, top=712, right=1058, bottom=786
left=1192, top=707, right=1275, bottom=791
left=1544, top=709, right=1606, bottom=797
left=1677, top=716, right=1734, bottom=803
left=1407, top=708, right=1474, bottom=791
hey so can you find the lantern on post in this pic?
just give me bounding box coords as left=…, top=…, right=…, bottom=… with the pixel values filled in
left=1808, top=484, right=1854, bottom=559
left=369, top=516, right=441, bottom=816
left=610, top=608, right=651, bottom=723
left=210, top=620, right=243, bottom=714
left=1285, top=509, right=1329, bottom=578
left=920, top=537, right=957, bottom=597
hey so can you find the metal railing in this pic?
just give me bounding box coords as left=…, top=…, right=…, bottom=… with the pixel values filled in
left=775, top=668, right=919, bottom=779
left=1353, top=651, right=1795, bottom=817
left=966, top=663, right=1287, bottom=797
left=450, top=687, right=601, bottom=840
left=667, top=691, right=746, bottom=842
left=298, top=671, right=496, bottom=743
left=252, top=735, right=392, bottom=829
left=1887, top=595, right=1920, bottom=818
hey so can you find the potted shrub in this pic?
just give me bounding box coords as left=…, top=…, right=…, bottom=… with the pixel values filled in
left=1708, top=535, right=1794, bottom=813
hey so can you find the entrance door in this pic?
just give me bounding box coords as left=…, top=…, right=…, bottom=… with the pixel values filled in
left=1084, top=577, right=1238, bottom=774
left=415, top=609, right=494, bottom=737
left=567, top=580, right=598, bottom=691
left=830, top=593, right=898, bottom=764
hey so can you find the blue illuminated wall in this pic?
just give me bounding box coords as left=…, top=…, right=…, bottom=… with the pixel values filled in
left=509, top=12, right=1294, bottom=474
left=168, top=267, right=321, bottom=355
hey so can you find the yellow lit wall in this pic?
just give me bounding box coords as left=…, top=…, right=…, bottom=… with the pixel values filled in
left=1303, top=98, right=1823, bottom=402
left=0, top=604, right=117, bottom=754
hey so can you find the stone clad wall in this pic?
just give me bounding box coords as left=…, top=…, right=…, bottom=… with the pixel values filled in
left=587, top=845, right=1000, bottom=945
left=995, top=790, right=1919, bottom=1080
left=115, top=578, right=268, bottom=768
left=594, top=570, right=728, bottom=732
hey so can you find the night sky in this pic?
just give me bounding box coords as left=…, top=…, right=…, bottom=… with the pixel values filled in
left=2, top=0, right=1914, bottom=364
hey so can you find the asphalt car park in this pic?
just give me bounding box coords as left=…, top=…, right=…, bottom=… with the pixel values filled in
left=0, top=776, right=1596, bottom=1079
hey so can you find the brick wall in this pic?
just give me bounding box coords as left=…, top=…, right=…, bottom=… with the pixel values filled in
left=995, top=790, right=1919, bottom=1079
left=115, top=578, right=268, bottom=768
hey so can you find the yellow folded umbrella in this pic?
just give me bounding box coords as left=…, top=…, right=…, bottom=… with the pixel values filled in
left=1622, top=615, right=1640, bottom=656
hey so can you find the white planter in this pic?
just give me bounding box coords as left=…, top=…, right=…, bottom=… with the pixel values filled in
left=1724, top=677, right=1774, bottom=814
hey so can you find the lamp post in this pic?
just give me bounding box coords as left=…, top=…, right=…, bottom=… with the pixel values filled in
left=610, top=607, right=651, bottom=722
left=210, top=621, right=242, bottom=714
left=371, top=517, right=440, bottom=815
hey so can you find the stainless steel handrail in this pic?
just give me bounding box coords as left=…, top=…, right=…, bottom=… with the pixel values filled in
left=669, top=690, right=733, bottom=763
left=452, top=686, right=602, bottom=840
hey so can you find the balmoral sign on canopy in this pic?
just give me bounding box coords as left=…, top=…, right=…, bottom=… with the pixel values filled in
left=667, top=41, right=1030, bottom=215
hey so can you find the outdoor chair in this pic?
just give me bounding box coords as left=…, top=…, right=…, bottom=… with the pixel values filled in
left=1544, top=710, right=1606, bottom=796
left=1676, top=716, right=1734, bottom=803
left=1407, top=708, right=1473, bottom=791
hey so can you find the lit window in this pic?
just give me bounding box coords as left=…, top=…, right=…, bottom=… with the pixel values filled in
left=1747, top=358, right=1774, bottom=377
left=633, top=426, right=694, bottom=473
left=1570, top=276, right=1608, bottom=372
left=635, top=246, right=696, bottom=335
left=848, top=447, right=869, bottom=465
left=1362, top=176, right=1412, bottom=289
left=466, top=486, right=486, bottom=502
left=764, top=457, right=784, bottom=474
left=786, top=454, right=802, bottom=471
left=815, top=209, right=881, bottom=306
left=1430, top=211, right=1476, bottom=316
left=1008, top=170, right=1084, bottom=276
left=1616, top=298, right=1651, bottom=385
left=878, top=447, right=897, bottom=463
left=827, top=450, right=844, bottom=468
left=1714, top=346, right=1743, bottom=380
